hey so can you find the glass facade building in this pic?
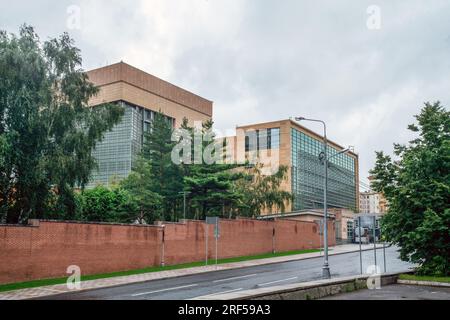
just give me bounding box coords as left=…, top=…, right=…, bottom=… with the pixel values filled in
left=88, top=101, right=174, bottom=188
left=291, top=128, right=357, bottom=211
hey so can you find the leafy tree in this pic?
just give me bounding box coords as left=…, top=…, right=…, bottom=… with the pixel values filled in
left=234, top=164, right=293, bottom=218
left=370, top=102, right=449, bottom=276
left=76, top=186, right=139, bottom=223
left=0, top=25, right=123, bottom=223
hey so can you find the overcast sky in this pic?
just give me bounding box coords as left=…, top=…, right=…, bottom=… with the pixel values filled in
left=1, top=0, right=450, bottom=187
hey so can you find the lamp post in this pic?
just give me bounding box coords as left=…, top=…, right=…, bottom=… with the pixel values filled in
left=294, top=117, right=352, bottom=279
left=178, top=191, right=191, bottom=221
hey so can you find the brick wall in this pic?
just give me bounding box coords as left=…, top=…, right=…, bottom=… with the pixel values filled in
left=0, top=218, right=335, bottom=285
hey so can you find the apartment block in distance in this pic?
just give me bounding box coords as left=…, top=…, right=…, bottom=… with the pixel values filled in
left=226, top=119, right=359, bottom=213
left=86, top=62, right=213, bottom=187
left=359, top=191, right=388, bottom=214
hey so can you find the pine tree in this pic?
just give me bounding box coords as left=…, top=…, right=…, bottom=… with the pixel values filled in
left=178, top=119, right=244, bottom=219
left=141, top=112, right=183, bottom=220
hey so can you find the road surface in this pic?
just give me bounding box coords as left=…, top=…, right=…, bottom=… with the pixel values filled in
left=38, top=246, right=413, bottom=300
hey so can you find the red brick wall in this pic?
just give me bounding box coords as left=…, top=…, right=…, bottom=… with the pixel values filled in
left=274, top=219, right=335, bottom=252
left=0, top=221, right=162, bottom=284
left=0, top=218, right=335, bottom=285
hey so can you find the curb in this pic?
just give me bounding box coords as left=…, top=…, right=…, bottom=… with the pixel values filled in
left=397, top=279, right=450, bottom=288
left=192, top=272, right=406, bottom=300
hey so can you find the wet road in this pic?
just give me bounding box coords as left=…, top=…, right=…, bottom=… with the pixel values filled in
left=40, top=246, right=413, bottom=300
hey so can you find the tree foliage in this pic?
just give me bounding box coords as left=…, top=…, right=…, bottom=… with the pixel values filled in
left=370, top=102, right=450, bottom=276
left=235, top=164, right=293, bottom=218
left=0, top=26, right=123, bottom=224
left=140, top=112, right=183, bottom=220
left=120, top=159, right=163, bottom=224
left=76, top=186, right=139, bottom=223
left=180, top=119, right=244, bottom=220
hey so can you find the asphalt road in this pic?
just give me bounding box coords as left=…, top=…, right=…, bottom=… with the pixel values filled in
left=39, top=246, right=413, bottom=300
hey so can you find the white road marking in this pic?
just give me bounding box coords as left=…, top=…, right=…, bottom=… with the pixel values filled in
left=195, top=288, right=243, bottom=298
left=212, top=274, right=258, bottom=283
left=131, top=284, right=198, bottom=297
left=257, top=277, right=298, bottom=287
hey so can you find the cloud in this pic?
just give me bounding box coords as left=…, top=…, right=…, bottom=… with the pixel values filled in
left=1, top=0, right=450, bottom=184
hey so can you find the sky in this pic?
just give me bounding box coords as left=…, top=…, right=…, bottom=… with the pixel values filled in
left=1, top=0, right=450, bottom=188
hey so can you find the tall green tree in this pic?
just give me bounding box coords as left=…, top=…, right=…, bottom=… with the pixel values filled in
left=179, top=119, right=244, bottom=219
left=120, top=159, right=163, bottom=223
left=234, top=164, right=292, bottom=218
left=0, top=25, right=123, bottom=223
left=141, top=112, right=183, bottom=220
left=370, top=102, right=449, bottom=276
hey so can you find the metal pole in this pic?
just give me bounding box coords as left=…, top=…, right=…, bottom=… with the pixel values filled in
left=319, top=220, right=323, bottom=256
left=161, top=226, right=165, bottom=267
left=215, top=222, right=218, bottom=269
left=381, top=219, right=387, bottom=273
left=359, top=217, right=363, bottom=275
left=322, top=123, right=331, bottom=279
left=183, top=192, right=186, bottom=220
left=205, top=224, right=208, bottom=266
left=373, top=216, right=377, bottom=268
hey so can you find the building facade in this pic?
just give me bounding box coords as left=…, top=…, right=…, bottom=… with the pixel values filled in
left=227, top=119, right=359, bottom=213
left=359, top=191, right=387, bottom=214
left=86, top=62, right=213, bottom=187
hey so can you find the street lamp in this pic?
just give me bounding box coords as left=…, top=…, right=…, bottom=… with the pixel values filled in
left=294, top=117, right=352, bottom=279
left=178, top=191, right=191, bottom=221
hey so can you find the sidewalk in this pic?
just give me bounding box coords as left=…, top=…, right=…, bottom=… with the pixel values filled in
left=0, top=243, right=386, bottom=300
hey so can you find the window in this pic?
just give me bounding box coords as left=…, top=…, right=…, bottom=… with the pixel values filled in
left=347, top=221, right=354, bottom=240
left=245, top=127, right=280, bottom=152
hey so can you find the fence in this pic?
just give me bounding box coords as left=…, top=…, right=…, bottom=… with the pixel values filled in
left=0, top=218, right=335, bottom=285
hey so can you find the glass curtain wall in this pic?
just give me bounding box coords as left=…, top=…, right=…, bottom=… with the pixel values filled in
left=88, top=101, right=174, bottom=188
left=291, top=128, right=356, bottom=210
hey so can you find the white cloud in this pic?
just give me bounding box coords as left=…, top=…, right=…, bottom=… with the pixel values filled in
left=2, top=0, right=450, bottom=184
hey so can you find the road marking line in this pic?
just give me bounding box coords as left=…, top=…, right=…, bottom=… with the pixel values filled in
left=132, top=284, right=198, bottom=297
left=196, top=288, right=243, bottom=298
left=213, top=274, right=258, bottom=283
left=257, top=277, right=298, bottom=287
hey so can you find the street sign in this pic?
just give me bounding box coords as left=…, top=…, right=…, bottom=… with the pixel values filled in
left=206, top=216, right=219, bottom=225
left=205, top=217, right=220, bottom=267
left=206, top=216, right=220, bottom=238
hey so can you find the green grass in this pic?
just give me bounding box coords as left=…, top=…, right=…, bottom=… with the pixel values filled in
left=399, top=274, right=450, bottom=283
left=0, top=248, right=319, bottom=293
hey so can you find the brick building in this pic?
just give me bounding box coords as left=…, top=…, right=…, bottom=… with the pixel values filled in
left=224, top=119, right=360, bottom=213
left=86, top=62, right=213, bottom=187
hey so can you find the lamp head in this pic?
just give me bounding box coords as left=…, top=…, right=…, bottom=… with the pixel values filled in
left=295, top=117, right=306, bottom=121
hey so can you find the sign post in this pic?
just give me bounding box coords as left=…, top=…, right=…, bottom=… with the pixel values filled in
left=354, top=213, right=383, bottom=275
left=205, top=224, right=208, bottom=265
left=206, top=217, right=220, bottom=267
left=358, top=216, right=363, bottom=275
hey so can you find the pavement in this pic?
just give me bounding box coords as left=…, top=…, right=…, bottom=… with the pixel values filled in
left=15, top=245, right=413, bottom=300
left=322, top=284, right=450, bottom=300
